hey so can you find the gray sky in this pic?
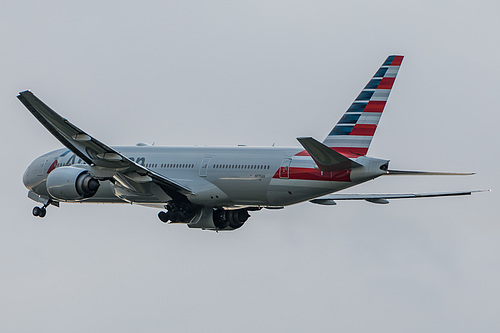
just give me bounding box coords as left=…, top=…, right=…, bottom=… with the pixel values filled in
left=1, top=1, right=499, bottom=332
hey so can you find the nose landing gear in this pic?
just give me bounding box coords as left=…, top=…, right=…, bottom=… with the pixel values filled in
left=32, top=200, right=52, bottom=218
left=32, top=206, right=46, bottom=218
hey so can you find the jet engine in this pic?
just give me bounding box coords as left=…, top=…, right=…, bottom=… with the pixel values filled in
left=46, top=166, right=100, bottom=201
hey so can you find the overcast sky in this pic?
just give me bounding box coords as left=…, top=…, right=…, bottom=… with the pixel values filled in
left=1, top=1, right=499, bottom=332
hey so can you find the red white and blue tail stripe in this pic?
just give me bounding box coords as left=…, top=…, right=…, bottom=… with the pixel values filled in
left=322, top=55, right=404, bottom=157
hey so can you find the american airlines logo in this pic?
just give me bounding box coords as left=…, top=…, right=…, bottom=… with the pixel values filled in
left=47, top=160, right=57, bottom=174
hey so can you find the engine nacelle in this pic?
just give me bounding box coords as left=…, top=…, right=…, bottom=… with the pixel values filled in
left=46, top=167, right=100, bottom=201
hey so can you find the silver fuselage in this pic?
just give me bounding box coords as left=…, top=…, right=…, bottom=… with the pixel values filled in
left=23, top=145, right=388, bottom=209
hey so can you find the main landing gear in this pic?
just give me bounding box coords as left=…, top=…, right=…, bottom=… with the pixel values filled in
left=158, top=202, right=197, bottom=224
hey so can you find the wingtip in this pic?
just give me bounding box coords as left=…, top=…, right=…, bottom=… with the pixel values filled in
left=18, top=90, right=32, bottom=98
left=472, top=189, right=492, bottom=194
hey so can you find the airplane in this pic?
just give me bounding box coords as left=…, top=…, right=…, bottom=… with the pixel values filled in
left=19, top=55, right=486, bottom=231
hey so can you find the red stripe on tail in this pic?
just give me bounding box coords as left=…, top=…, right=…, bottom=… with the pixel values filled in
left=391, top=56, right=404, bottom=66
left=364, top=101, right=386, bottom=112
left=350, top=124, right=377, bottom=136
left=378, top=78, right=395, bottom=89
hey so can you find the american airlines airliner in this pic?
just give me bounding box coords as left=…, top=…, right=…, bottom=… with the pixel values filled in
left=20, top=55, right=485, bottom=231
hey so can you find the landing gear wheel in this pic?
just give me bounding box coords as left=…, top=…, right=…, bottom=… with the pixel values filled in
left=158, top=211, right=170, bottom=223
left=33, top=205, right=48, bottom=218
left=33, top=206, right=41, bottom=217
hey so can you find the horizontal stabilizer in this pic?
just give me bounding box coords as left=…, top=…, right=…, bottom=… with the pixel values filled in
left=297, top=137, right=362, bottom=171
left=310, top=190, right=489, bottom=205
left=387, top=170, right=474, bottom=176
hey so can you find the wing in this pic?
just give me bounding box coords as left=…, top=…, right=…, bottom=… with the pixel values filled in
left=18, top=90, right=193, bottom=199
left=310, top=190, right=490, bottom=205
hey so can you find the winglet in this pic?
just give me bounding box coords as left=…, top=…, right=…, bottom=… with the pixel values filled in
left=297, top=137, right=362, bottom=171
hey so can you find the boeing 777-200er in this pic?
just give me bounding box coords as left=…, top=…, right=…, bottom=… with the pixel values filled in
left=20, top=55, right=486, bottom=231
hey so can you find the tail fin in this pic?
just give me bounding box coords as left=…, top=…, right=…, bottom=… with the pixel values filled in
left=322, top=55, right=404, bottom=157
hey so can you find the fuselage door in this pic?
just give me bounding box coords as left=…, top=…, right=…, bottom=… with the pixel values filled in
left=199, top=157, right=211, bottom=177
left=279, top=158, right=292, bottom=179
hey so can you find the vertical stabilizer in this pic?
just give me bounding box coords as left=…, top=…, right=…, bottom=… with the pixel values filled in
left=322, top=55, right=403, bottom=157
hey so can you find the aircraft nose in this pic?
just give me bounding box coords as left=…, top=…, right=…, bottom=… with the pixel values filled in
left=23, top=163, right=35, bottom=190
left=23, top=158, right=43, bottom=191
left=23, top=155, right=55, bottom=197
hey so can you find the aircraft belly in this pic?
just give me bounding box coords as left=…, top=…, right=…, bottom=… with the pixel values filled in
left=267, top=179, right=354, bottom=206
left=30, top=180, right=50, bottom=198
left=211, top=177, right=271, bottom=205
